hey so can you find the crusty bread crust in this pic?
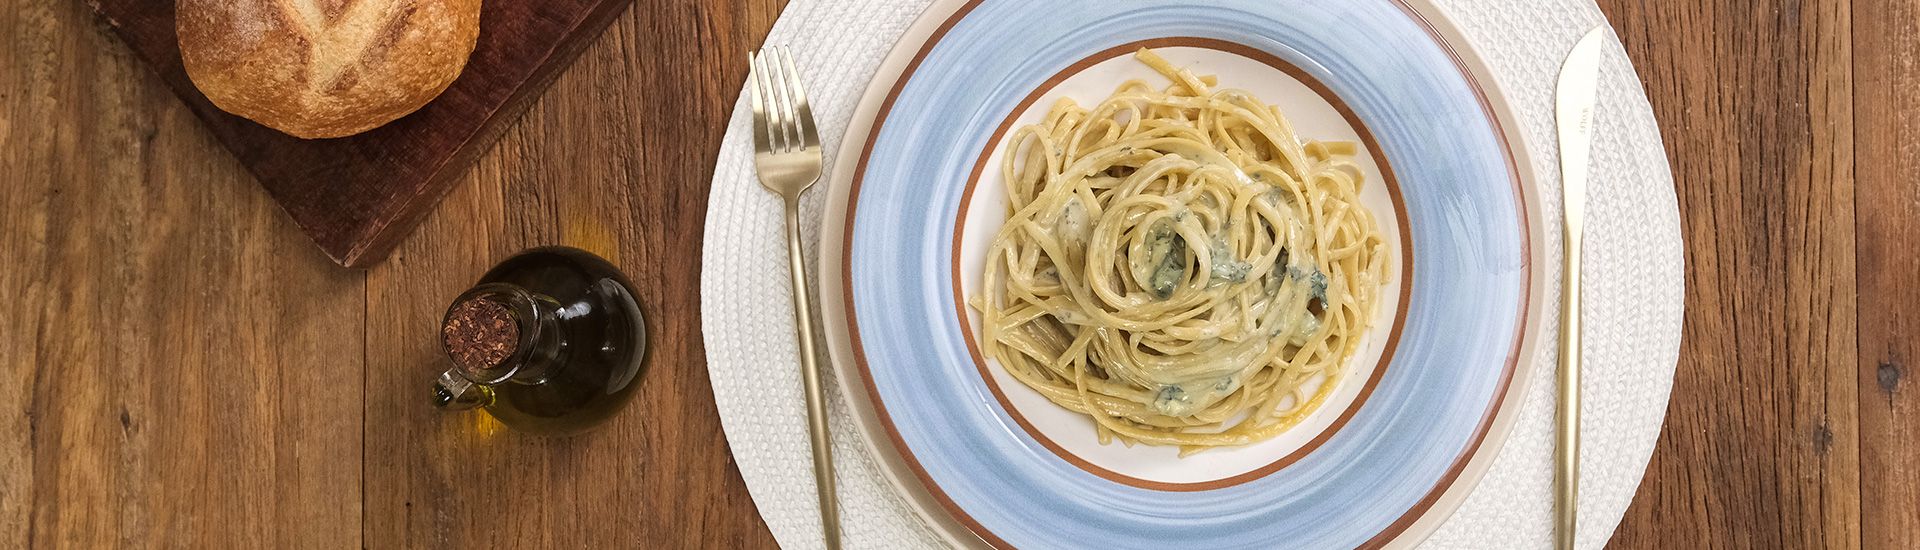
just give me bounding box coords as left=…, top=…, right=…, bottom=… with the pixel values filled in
left=177, top=0, right=482, bottom=139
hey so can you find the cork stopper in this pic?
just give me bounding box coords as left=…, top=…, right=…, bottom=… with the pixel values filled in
left=442, top=298, right=520, bottom=374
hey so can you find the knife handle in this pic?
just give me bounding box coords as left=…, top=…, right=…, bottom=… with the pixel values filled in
left=1555, top=220, right=1583, bottom=550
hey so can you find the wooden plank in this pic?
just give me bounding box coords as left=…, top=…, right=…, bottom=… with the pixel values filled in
left=359, top=1, right=782, bottom=546
left=86, top=0, right=637, bottom=267
left=1853, top=0, right=1920, bottom=547
left=1598, top=1, right=1863, bottom=548
left=0, top=0, right=365, bottom=547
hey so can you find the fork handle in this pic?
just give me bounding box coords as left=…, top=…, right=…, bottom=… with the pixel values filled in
left=784, top=198, right=842, bottom=550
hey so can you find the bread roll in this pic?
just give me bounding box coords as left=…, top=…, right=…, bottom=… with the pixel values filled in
left=177, top=0, right=483, bottom=139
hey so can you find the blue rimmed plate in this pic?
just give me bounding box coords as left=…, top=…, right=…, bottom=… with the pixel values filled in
left=818, top=1, right=1550, bottom=547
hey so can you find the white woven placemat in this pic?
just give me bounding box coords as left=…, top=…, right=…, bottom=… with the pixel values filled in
left=699, top=1, right=1683, bottom=548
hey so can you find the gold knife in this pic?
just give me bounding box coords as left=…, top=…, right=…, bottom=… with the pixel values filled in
left=1554, top=26, right=1607, bottom=550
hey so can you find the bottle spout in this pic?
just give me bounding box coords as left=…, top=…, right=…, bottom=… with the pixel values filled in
left=432, top=369, right=493, bottom=411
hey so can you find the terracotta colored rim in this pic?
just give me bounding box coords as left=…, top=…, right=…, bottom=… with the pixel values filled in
left=835, top=1, right=1533, bottom=547
left=946, top=37, right=1416, bottom=492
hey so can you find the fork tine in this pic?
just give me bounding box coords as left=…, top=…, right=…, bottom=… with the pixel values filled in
left=753, top=51, right=787, bottom=153
left=767, top=49, right=799, bottom=154
left=747, top=53, right=772, bottom=154
left=761, top=49, right=791, bottom=153
left=778, top=47, right=819, bottom=150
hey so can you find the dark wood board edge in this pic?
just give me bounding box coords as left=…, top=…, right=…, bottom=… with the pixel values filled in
left=84, top=0, right=640, bottom=268
left=83, top=0, right=362, bottom=264
left=340, top=0, right=641, bottom=267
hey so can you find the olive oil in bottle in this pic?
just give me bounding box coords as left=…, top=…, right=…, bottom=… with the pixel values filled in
left=431, top=246, right=647, bottom=435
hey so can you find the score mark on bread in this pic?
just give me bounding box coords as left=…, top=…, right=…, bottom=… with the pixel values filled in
left=177, top=0, right=483, bottom=139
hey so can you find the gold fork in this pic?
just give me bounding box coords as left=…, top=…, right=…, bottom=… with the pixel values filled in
left=749, top=46, right=841, bottom=549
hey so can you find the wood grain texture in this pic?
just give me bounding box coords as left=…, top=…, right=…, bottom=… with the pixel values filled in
left=1600, top=0, right=1864, bottom=548
left=1599, top=0, right=1871, bottom=548
left=2, top=1, right=364, bottom=548
left=87, top=0, right=637, bottom=267
left=6, top=0, right=1919, bottom=547
left=1853, top=0, right=1920, bottom=547
left=357, top=1, right=781, bottom=547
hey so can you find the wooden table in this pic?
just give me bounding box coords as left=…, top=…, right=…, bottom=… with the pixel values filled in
left=2, top=0, right=1913, bottom=547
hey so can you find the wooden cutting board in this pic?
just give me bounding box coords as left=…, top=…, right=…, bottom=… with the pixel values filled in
left=88, top=0, right=634, bottom=268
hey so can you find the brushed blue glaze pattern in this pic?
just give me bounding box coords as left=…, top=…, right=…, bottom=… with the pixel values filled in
left=845, top=1, right=1527, bottom=547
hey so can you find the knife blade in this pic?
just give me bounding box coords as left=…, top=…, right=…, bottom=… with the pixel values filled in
left=1559, top=27, right=1606, bottom=230
left=1554, top=25, right=1607, bottom=550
